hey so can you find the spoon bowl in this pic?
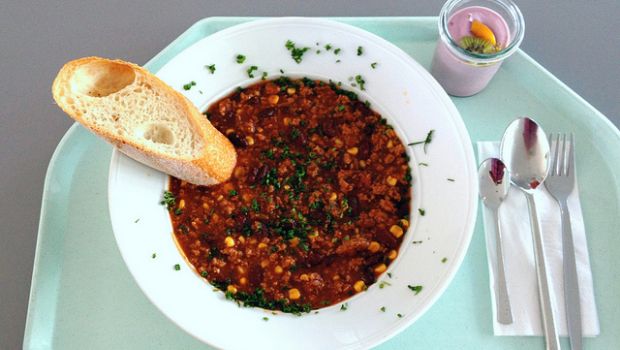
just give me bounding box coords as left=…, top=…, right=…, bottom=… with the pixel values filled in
left=478, top=158, right=510, bottom=209
left=500, top=117, right=550, bottom=191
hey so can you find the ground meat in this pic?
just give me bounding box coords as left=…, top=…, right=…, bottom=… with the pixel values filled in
left=167, top=78, right=411, bottom=313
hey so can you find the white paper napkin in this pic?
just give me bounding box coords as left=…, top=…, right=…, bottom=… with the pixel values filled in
left=477, top=142, right=600, bottom=336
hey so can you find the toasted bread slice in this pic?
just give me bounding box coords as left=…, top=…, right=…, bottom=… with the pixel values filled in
left=52, top=57, right=236, bottom=185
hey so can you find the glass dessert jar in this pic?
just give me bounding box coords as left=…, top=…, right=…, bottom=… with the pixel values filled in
left=430, top=0, right=525, bottom=96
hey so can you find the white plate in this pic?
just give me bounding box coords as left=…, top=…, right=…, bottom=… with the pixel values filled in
left=108, top=17, right=477, bottom=350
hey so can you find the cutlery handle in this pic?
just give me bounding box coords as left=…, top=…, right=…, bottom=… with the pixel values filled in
left=493, top=207, right=513, bottom=324
left=560, top=200, right=582, bottom=350
left=525, top=192, right=560, bottom=350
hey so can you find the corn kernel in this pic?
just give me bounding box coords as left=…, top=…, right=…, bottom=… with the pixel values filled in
left=300, top=274, right=309, bottom=281
left=387, top=140, right=394, bottom=148
left=238, top=236, right=245, bottom=244
left=258, top=242, right=268, bottom=249
left=260, top=260, right=269, bottom=268
left=400, top=219, right=409, bottom=228
left=283, top=117, right=290, bottom=126
left=284, top=184, right=291, bottom=190
left=347, top=147, right=359, bottom=155
left=374, top=263, right=387, bottom=274
left=359, top=160, right=367, bottom=168
left=353, top=280, right=366, bottom=292
left=390, top=225, right=404, bottom=238
left=224, top=236, right=235, bottom=247
left=388, top=250, right=398, bottom=260
left=245, top=136, right=255, bottom=145
left=334, top=138, right=343, bottom=147
left=268, top=94, right=279, bottom=105
left=237, top=266, right=246, bottom=274
left=202, top=202, right=210, bottom=209
left=226, top=128, right=235, bottom=135
left=288, top=288, right=301, bottom=300
left=368, top=241, right=381, bottom=253
left=217, top=195, right=224, bottom=201
left=387, top=176, right=397, bottom=186
left=332, top=275, right=340, bottom=281
left=227, top=285, right=237, bottom=294
left=178, top=199, right=185, bottom=209
left=240, top=277, right=247, bottom=285
left=330, top=193, right=338, bottom=201
left=289, top=237, right=299, bottom=247
left=287, top=87, right=296, bottom=95
left=275, top=266, right=283, bottom=274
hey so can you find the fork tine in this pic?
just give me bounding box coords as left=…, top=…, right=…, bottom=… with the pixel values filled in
left=567, top=133, right=575, bottom=177
left=550, top=133, right=560, bottom=176
left=560, top=133, right=568, bottom=176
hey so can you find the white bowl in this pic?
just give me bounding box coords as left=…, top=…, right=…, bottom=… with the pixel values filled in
left=108, top=17, right=477, bottom=350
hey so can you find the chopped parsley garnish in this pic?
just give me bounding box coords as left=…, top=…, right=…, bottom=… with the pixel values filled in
left=340, top=303, right=348, bottom=311
left=174, top=264, right=181, bottom=271
left=251, top=198, right=260, bottom=212
left=216, top=286, right=311, bottom=315
left=379, top=281, right=392, bottom=289
left=134, top=218, right=140, bottom=223
left=364, top=100, right=371, bottom=108
left=302, top=77, right=316, bottom=87
left=419, top=162, right=428, bottom=167
left=354, top=75, right=366, bottom=90
left=336, top=59, right=341, bottom=63
left=152, top=253, right=156, bottom=259
left=408, top=129, right=435, bottom=153
left=205, top=64, right=216, bottom=74
left=441, top=257, right=448, bottom=263
left=357, top=46, right=364, bottom=56
left=235, top=54, right=246, bottom=63
left=160, top=191, right=176, bottom=209
left=262, top=317, right=269, bottom=321
left=408, top=285, right=423, bottom=295
left=418, top=208, right=425, bottom=216
left=246, top=65, right=258, bottom=78
left=371, top=62, right=378, bottom=69
left=183, top=81, right=196, bottom=90
left=337, top=105, right=345, bottom=112
left=174, top=208, right=183, bottom=216
left=387, top=272, right=392, bottom=278
left=328, top=81, right=358, bottom=100
left=380, top=306, right=386, bottom=312
left=262, top=168, right=281, bottom=189
left=285, top=40, right=310, bottom=64
left=201, top=271, right=208, bottom=277
left=325, top=44, right=333, bottom=51
left=208, top=247, right=221, bottom=260
left=397, top=313, right=403, bottom=318
left=447, top=178, right=455, bottom=182
left=334, top=48, right=341, bottom=55
left=261, top=71, right=268, bottom=80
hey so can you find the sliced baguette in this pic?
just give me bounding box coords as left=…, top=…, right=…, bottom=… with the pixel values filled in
left=52, top=57, right=236, bottom=185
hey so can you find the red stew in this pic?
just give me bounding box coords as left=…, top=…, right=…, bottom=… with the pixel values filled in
left=167, top=78, right=412, bottom=313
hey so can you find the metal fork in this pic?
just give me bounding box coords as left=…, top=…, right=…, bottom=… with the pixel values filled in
left=545, top=133, right=581, bottom=350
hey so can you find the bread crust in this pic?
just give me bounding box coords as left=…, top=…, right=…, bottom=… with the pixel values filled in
left=52, top=57, right=236, bottom=185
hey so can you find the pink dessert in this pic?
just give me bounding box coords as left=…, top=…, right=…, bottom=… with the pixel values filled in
left=431, top=6, right=512, bottom=96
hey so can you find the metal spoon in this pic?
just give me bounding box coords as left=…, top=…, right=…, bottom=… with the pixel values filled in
left=501, top=117, right=559, bottom=350
left=479, top=158, right=513, bottom=325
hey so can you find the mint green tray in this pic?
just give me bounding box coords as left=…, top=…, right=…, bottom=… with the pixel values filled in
left=24, top=17, right=620, bottom=349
